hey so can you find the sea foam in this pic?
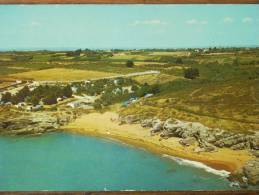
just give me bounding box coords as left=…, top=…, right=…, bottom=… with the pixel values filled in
left=162, top=154, right=230, bottom=177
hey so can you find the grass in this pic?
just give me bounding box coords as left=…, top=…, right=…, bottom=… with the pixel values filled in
left=133, top=74, right=181, bottom=85
left=1, top=49, right=259, bottom=134
left=9, top=68, right=118, bottom=81
left=148, top=51, right=190, bottom=57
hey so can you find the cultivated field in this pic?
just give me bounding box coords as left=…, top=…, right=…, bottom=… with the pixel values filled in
left=9, top=68, right=118, bottom=81
left=0, top=48, right=259, bottom=133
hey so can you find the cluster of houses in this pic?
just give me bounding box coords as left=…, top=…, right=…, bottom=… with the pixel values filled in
left=122, top=93, right=153, bottom=107
left=15, top=102, right=42, bottom=111
left=66, top=95, right=95, bottom=109
left=0, top=101, right=43, bottom=111
left=1, top=76, right=156, bottom=112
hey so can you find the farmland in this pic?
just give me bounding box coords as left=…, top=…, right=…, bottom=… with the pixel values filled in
left=9, top=68, right=118, bottom=81
left=0, top=48, right=259, bottom=133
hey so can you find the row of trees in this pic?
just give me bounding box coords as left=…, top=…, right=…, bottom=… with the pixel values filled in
left=93, top=82, right=161, bottom=109
left=1, top=85, right=72, bottom=106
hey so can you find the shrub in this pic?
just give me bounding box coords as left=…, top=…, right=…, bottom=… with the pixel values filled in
left=63, top=85, right=72, bottom=98
left=26, top=95, right=40, bottom=106
left=184, top=68, right=200, bottom=79
left=176, top=58, right=183, bottom=64
left=42, top=94, right=57, bottom=105
left=14, top=86, right=30, bottom=102
left=1, top=92, right=12, bottom=103
left=126, top=60, right=134, bottom=68
left=93, top=100, right=102, bottom=110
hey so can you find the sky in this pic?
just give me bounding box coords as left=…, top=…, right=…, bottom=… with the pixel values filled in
left=0, top=5, right=259, bottom=50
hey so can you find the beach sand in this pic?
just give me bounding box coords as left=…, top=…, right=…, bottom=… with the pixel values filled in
left=62, top=111, right=254, bottom=173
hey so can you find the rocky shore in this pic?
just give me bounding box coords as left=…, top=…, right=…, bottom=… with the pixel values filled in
left=119, top=114, right=259, bottom=186
left=0, top=110, right=77, bottom=136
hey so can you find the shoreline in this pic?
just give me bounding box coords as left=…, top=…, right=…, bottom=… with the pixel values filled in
left=62, top=111, right=254, bottom=174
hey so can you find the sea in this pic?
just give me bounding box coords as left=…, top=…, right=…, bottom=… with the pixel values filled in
left=0, top=132, right=239, bottom=191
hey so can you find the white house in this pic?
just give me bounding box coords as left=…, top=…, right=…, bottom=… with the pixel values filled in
left=67, top=101, right=80, bottom=108
left=144, top=93, right=154, bottom=98
left=32, top=104, right=42, bottom=111
left=15, top=102, right=26, bottom=109
left=16, top=80, right=22, bottom=84
left=71, top=86, right=78, bottom=93
left=57, top=97, right=63, bottom=102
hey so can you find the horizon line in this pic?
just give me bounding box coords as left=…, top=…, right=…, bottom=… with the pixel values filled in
left=0, top=45, right=259, bottom=52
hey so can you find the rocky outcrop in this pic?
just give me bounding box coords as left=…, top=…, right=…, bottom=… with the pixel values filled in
left=0, top=111, right=75, bottom=136
left=119, top=115, right=259, bottom=152
left=119, top=114, right=259, bottom=186
left=179, top=137, right=196, bottom=146
left=150, top=119, right=163, bottom=135
left=119, top=115, right=140, bottom=125
left=141, top=117, right=259, bottom=151
left=242, top=159, right=259, bottom=185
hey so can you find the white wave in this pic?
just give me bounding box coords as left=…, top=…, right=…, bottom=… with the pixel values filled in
left=162, top=154, right=230, bottom=177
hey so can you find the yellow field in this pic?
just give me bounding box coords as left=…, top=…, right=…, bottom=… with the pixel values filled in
left=109, top=54, right=155, bottom=61
left=112, top=61, right=166, bottom=66
left=10, top=68, right=118, bottom=81
left=148, top=51, right=191, bottom=57
left=133, top=73, right=181, bottom=85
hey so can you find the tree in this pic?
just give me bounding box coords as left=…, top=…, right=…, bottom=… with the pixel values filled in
left=126, top=60, right=134, bottom=68
left=176, top=58, right=183, bottom=64
left=131, top=85, right=139, bottom=92
left=136, top=83, right=151, bottom=97
left=42, top=94, right=57, bottom=105
left=63, top=85, right=73, bottom=98
left=151, top=84, right=160, bottom=94
left=15, top=86, right=30, bottom=102
left=27, top=95, right=40, bottom=106
left=74, top=49, right=82, bottom=56
left=93, top=100, right=102, bottom=110
left=184, top=68, right=200, bottom=79
left=1, top=92, right=12, bottom=103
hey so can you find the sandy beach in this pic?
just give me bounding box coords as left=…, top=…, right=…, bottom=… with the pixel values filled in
left=63, top=111, right=254, bottom=173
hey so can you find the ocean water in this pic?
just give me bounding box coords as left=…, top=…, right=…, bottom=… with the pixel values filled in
left=0, top=132, right=235, bottom=191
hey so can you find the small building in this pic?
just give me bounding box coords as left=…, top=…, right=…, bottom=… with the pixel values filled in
left=16, top=80, right=22, bottom=84
left=15, top=102, right=26, bottom=109
left=67, top=101, right=81, bottom=108
left=5, top=102, right=12, bottom=106
left=26, top=104, right=42, bottom=111
left=122, top=97, right=138, bottom=107
left=32, top=104, right=42, bottom=111
left=113, top=88, right=122, bottom=95
left=57, top=97, right=63, bottom=102
left=114, top=79, right=119, bottom=85
left=144, top=93, right=153, bottom=98
left=71, top=86, right=78, bottom=93
left=203, top=49, right=209, bottom=53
